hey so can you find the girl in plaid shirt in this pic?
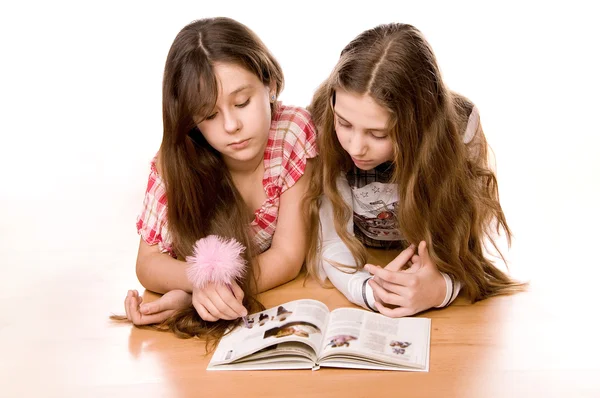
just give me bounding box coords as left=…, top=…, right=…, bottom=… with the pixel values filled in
left=305, top=23, right=526, bottom=317
left=119, top=18, right=317, bottom=340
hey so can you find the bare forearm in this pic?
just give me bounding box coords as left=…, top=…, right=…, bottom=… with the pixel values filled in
left=255, top=248, right=303, bottom=293
left=136, top=253, right=193, bottom=294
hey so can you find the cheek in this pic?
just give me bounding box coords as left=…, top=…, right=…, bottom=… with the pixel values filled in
left=382, top=141, right=395, bottom=160
left=335, top=128, right=349, bottom=149
left=199, top=129, right=221, bottom=148
left=251, top=96, right=271, bottom=129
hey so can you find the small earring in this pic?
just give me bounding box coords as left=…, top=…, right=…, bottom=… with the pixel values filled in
left=271, top=94, right=276, bottom=102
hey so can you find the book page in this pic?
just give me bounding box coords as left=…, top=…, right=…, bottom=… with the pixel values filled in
left=209, top=299, right=330, bottom=367
left=318, top=308, right=430, bottom=370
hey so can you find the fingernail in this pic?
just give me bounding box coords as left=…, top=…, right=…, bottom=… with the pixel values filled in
left=364, top=265, right=371, bottom=272
left=242, top=309, right=248, bottom=317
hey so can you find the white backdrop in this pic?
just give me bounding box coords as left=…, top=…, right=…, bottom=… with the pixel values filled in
left=0, top=1, right=598, bottom=288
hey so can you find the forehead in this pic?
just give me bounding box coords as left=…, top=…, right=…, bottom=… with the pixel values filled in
left=212, top=62, right=261, bottom=95
left=334, top=89, right=390, bottom=128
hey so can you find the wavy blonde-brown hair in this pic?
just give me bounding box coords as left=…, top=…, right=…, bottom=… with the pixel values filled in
left=112, top=17, right=283, bottom=347
left=305, top=23, right=526, bottom=302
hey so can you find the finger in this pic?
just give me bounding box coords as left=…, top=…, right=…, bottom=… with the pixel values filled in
left=224, top=284, right=248, bottom=316
left=411, top=255, right=420, bottom=264
left=135, top=310, right=176, bottom=325
left=374, top=301, right=415, bottom=318
left=368, top=279, right=407, bottom=307
left=385, top=244, right=416, bottom=272
left=418, top=241, right=431, bottom=266
left=371, top=269, right=395, bottom=286
left=196, top=291, right=227, bottom=320
left=366, top=264, right=413, bottom=287
left=131, top=290, right=144, bottom=309
left=193, top=302, right=218, bottom=322
left=128, top=293, right=144, bottom=325
left=229, top=282, right=245, bottom=302
left=374, top=277, right=411, bottom=297
left=140, top=295, right=167, bottom=315
left=403, top=261, right=422, bottom=274
left=208, top=290, right=238, bottom=320
left=124, top=290, right=132, bottom=320
left=213, top=284, right=246, bottom=319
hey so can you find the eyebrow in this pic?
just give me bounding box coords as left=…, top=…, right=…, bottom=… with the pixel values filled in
left=334, top=111, right=387, bottom=132
left=229, top=84, right=253, bottom=96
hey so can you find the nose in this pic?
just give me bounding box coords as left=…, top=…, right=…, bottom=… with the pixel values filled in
left=347, top=132, right=367, bottom=157
left=222, top=109, right=242, bottom=134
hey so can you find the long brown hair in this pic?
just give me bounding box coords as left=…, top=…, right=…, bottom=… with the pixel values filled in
left=305, top=23, right=526, bottom=302
left=115, top=17, right=284, bottom=345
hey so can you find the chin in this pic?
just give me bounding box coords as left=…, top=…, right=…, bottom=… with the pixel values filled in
left=354, top=163, right=377, bottom=171
left=230, top=149, right=261, bottom=162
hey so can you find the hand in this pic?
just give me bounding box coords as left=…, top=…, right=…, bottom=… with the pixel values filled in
left=192, top=282, right=247, bottom=322
left=124, top=289, right=192, bottom=326
left=364, top=241, right=446, bottom=317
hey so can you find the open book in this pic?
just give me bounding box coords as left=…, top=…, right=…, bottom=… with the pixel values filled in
left=207, top=299, right=431, bottom=371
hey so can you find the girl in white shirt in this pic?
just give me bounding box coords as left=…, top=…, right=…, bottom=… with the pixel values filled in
left=304, top=23, right=526, bottom=317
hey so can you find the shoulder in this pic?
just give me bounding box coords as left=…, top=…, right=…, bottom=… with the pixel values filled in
left=266, top=103, right=318, bottom=160
left=270, top=103, right=317, bottom=145
left=265, top=104, right=318, bottom=193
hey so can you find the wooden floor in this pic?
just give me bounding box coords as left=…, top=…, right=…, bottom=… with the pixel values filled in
left=2, top=3, right=600, bottom=397
left=1, top=237, right=599, bottom=397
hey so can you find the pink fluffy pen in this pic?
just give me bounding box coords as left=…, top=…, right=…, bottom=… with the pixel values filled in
left=185, top=235, right=249, bottom=327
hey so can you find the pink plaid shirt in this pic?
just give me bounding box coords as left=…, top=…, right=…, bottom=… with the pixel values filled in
left=136, top=104, right=318, bottom=257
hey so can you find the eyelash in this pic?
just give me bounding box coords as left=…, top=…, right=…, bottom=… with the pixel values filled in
left=337, top=120, right=387, bottom=140
left=236, top=98, right=250, bottom=108
left=204, top=99, right=251, bottom=121
left=370, top=133, right=387, bottom=140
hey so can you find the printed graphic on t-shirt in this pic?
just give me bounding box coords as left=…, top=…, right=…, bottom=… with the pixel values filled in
left=351, top=182, right=401, bottom=241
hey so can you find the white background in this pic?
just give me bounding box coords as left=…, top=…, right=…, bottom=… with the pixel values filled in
left=0, top=0, right=598, bottom=294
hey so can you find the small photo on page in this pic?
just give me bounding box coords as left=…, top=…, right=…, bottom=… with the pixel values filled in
left=325, top=335, right=358, bottom=349
left=263, top=321, right=321, bottom=339
left=244, top=305, right=293, bottom=329
left=274, top=305, right=293, bottom=322
left=387, top=340, right=412, bottom=356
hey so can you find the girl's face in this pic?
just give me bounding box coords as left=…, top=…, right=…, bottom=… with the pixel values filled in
left=333, top=89, right=394, bottom=170
left=197, top=62, right=274, bottom=169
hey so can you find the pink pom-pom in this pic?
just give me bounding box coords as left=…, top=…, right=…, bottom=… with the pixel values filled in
left=185, top=235, right=247, bottom=289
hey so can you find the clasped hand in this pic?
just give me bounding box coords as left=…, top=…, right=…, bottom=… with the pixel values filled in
left=123, top=282, right=247, bottom=325
left=364, top=241, right=446, bottom=317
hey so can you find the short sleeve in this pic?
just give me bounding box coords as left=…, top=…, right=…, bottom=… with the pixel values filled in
left=135, top=160, right=174, bottom=256
left=277, top=107, right=318, bottom=194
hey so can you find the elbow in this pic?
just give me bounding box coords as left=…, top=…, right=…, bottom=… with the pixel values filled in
left=135, top=256, right=154, bottom=292
left=281, top=253, right=305, bottom=283
left=285, top=256, right=304, bottom=283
